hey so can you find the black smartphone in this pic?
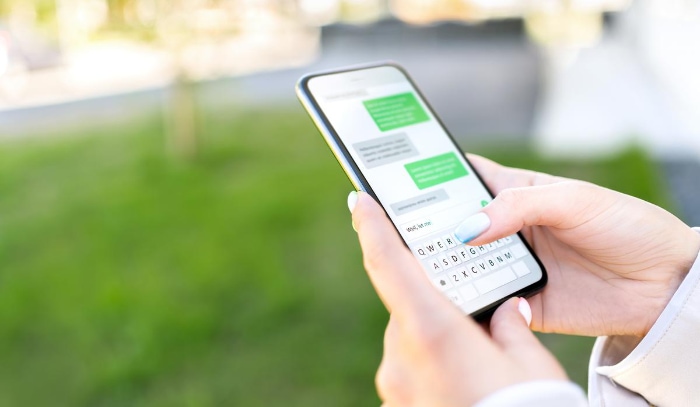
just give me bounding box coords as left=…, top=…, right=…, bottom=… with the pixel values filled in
left=296, top=62, right=546, bottom=318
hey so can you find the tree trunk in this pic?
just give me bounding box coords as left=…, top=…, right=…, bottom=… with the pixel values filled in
left=165, top=72, right=197, bottom=159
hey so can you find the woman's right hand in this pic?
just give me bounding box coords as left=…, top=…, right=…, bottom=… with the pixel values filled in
left=463, top=154, right=700, bottom=337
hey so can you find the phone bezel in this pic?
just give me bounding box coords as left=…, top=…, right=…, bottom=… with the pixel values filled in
left=296, top=61, right=547, bottom=320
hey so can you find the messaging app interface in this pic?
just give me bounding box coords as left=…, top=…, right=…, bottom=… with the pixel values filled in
left=309, top=66, right=543, bottom=314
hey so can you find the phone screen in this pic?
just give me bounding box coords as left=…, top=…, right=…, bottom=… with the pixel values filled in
left=301, top=64, right=545, bottom=315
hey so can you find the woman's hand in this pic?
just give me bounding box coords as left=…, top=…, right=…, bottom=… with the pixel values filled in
left=463, top=155, right=700, bottom=337
left=350, top=192, right=567, bottom=407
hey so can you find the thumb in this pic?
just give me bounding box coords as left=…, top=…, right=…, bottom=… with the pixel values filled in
left=490, top=298, right=567, bottom=379
left=350, top=191, right=446, bottom=319
left=455, top=180, right=610, bottom=245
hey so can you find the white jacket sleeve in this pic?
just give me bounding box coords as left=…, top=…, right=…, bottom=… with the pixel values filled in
left=588, top=227, right=700, bottom=406
left=474, top=380, right=587, bottom=407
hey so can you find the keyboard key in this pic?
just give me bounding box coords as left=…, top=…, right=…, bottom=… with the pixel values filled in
left=466, top=262, right=481, bottom=277
left=475, top=259, right=488, bottom=274
left=458, top=284, right=479, bottom=301
left=511, top=244, right=528, bottom=259
left=495, top=238, right=505, bottom=248
left=477, top=245, right=489, bottom=255
left=443, top=234, right=458, bottom=249
left=474, top=267, right=517, bottom=294
left=501, top=248, right=515, bottom=263
left=432, top=275, right=453, bottom=291
left=484, top=255, right=497, bottom=271
left=425, top=259, right=442, bottom=273
left=467, top=246, right=479, bottom=258
left=437, top=254, right=452, bottom=270
left=458, top=267, right=472, bottom=281
left=511, top=261, right=532, bottom=277
left=493, top=252, right=508, bottom=266
left=448, top=267, right=469, bottom=286
left=434, top=238, right=448, bottom=252
left=445, top=290, right=464, bottom=305
left=447, top=251, right=462, bottom=266
left=413, top=245, right=429, bottom=259
left=424, top=242, right=440, bottom=256
left=503, top=235, right=513, bottom=244
left=456, top=247, right=471, bottom=262
left=487, top=242, right=498, bottom=251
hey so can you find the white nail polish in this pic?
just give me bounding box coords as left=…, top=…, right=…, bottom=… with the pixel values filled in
left=453, top=212, right=491, bottom=243
left=518, top=298, right=532, bottom=326
left=347, top=191, right=358, bottom=213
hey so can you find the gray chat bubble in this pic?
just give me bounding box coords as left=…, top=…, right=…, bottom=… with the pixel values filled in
left=352, top=133, right=419, bottom=169
left=390, top=189, right=449, bottom=216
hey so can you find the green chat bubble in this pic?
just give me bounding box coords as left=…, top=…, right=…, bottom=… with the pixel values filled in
left=363, top=92, right=430, bottom=132
left=405, top=152, right=469, bottom=190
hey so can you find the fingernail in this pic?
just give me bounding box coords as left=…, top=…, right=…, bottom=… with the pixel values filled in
left=518, top=298, right=532, bottom=326
left=453, top=212, right=491, bottom=243
left=347, top=191, right=358, bottom=213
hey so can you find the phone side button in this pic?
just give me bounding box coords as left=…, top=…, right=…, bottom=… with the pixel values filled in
left=457, top=284, right=478, bottom=302
left=474, top=267, right=516, bottom=295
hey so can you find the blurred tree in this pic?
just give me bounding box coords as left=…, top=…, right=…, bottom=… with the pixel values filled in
left=0, top=0, right=302, bottom=158
left=100, top=0, right=310, bottom=158
left=106, top=0, right=247, bottom=158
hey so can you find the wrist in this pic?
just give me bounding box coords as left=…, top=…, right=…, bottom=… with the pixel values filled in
left=640, top=228, right=700, bottom=336
left=678, top=228, right=700, bottom=277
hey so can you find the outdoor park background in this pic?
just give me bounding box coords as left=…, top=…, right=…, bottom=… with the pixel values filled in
left=1, top=1, right=700, bottom=406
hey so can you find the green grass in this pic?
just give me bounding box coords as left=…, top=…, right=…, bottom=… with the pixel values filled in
left=0, top=105, right=672, bottom=405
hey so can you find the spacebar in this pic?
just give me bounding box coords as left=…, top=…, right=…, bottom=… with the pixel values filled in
left=475, top=267, right=517, bottom=294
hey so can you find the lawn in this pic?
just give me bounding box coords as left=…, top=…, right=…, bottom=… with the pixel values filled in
left=0, top=104, right=672, bottom=406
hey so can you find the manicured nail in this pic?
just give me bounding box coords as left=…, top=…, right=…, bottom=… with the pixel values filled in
left=453, top=212, right=491, bottom=243
left=347, top=191, right=358, bottom=213
left=518, top=298, right=532, bottom=326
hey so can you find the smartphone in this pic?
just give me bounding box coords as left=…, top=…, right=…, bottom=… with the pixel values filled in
left=296, top=62, right=546, bottom=318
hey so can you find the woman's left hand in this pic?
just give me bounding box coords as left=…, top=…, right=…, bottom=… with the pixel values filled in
left=350, top=191, right=567, bottom=406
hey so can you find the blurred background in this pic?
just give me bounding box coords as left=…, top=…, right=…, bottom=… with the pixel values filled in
left=1, top=0, right=699, bottom=405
